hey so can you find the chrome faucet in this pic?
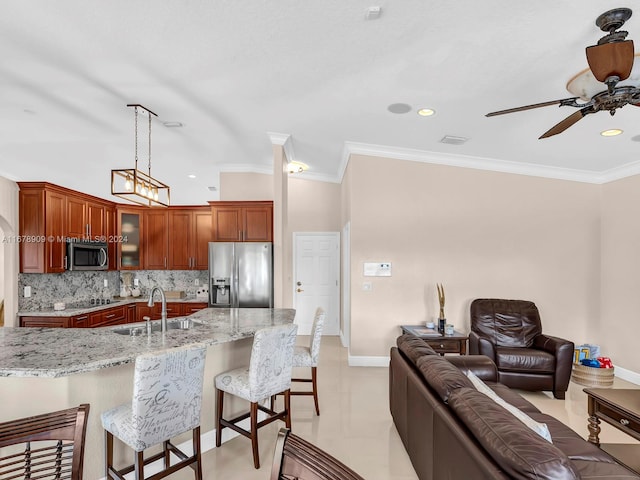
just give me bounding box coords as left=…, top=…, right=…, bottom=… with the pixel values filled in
left=148, top=286, right=168, bottom=333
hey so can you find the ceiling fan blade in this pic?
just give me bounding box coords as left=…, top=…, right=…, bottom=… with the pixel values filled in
left=538, top=109, right=590, bottom=139
left=486, top=98, right=578, bottom=117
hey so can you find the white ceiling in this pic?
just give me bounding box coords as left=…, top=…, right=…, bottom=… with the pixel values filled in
left=1, top=1, right=640, bottom=204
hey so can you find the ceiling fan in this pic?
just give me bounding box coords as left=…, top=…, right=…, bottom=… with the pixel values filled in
left=486, top=8, right=640, bottom=139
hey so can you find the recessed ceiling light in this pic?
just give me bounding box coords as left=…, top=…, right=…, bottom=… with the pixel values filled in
left=188, top=174, right=196, bottom=179
left=387, top=103, right=412, bottom=114
left=163, top=121, right=183, bottom=128
left=417, top=108, right=435, bottom=117
left=601, top=129, right=623, bottom=137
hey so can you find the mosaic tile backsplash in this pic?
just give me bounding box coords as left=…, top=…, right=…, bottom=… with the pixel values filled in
left=19, top=270, right=208, bottom=311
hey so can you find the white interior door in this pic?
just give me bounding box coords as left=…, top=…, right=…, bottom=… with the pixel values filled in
left=293, top=233, right=340, bottom=335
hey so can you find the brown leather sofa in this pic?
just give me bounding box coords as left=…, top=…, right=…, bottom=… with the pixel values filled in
left=390, top=334, right=639, bottom=480
left=469, top=298, right=574, bottom=399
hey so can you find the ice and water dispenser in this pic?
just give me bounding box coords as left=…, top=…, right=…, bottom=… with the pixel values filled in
left=211, top=277, right=231, bottom=306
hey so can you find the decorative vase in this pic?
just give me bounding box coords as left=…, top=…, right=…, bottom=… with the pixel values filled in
left=438, top=318, right=446, bottom=333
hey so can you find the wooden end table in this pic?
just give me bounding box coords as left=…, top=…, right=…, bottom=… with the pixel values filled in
left=401, top=325, right=468, bottom=355
left=584, top=387, right=640, bottom=473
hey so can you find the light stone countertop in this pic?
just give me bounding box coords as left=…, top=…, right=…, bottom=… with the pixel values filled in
left=17, top=297, right=209, bottom=317
left=0, top=308, right=296, bottom=378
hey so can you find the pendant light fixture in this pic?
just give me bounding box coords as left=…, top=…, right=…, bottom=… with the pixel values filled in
left=111, top=104, right=170, bottom=207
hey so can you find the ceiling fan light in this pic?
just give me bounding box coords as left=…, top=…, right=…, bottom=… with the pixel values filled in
left=601, top=128, right=623, bottom=136
left=586, top=40, right=634, bottom=82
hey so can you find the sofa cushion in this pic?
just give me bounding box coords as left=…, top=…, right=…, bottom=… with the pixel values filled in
left=470, top=298, right=542, bottom=347
left=570, top=459, right=639, bottom=479
left=416, top=354, right=474, bottom=403
left=466, top=371, right=552, bottom=443
left=448, top=388, right=580, bottom=480
left=487, top=383, right=541, bottom=414
left=496, top=346, right=555, bottom=373
left=397, top=334, right=437, bottom=366
left=529, top=414, right=617, bottom=463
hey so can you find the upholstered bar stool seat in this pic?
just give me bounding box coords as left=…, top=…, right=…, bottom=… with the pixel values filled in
left=290, top=308, right=325, bottom=415
left=215, top=323, right=298, bottom=469
left=101, top=343, right=207, bottom=480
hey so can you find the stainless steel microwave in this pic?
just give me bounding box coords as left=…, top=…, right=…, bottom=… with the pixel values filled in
left=67, top=240, right=108, bottom=271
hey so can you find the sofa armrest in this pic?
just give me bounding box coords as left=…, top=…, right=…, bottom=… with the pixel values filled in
left=469, top=331, right=496, bottom=360
left=446, top=355, right=498, bottom=382
left=533, top=334, right=574, bottom=394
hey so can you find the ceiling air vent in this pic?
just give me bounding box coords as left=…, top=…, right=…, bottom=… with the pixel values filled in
left=439, top=135, right=468, bottom=145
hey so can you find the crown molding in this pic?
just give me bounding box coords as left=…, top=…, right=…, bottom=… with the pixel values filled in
left=218, top=163, right=273, bottom=175
left=340, top=141, right=640, bottom=185
left=267, top=132, right=296, bottom=164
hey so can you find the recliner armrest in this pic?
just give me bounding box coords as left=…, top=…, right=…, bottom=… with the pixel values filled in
left=446, top=355, right=498, bottom=382
left=469, top=331, right=496, bottom=360
left=533, top=334, right=574, bottom=395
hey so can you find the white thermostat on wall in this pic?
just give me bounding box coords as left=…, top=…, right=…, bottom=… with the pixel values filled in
left=364, top=262, right=392, bottom=277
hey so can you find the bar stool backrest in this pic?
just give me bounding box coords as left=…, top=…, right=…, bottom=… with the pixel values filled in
left=131, top=344, right=207, bottom=448
left=248, top=323, right=298, bottom=402
left=308, top=308, right=326, bottom=366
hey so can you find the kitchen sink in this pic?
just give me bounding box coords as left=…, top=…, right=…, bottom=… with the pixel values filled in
left=112, top=318, right=204, bottom=336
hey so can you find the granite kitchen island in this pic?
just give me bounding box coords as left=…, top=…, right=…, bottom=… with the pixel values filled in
left=0, top=308, right=296, bottom=479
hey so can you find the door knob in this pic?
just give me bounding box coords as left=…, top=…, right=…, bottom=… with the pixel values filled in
left=297, top=288, right=304, bottom=293
left=296, top=281, right=302, bottom=286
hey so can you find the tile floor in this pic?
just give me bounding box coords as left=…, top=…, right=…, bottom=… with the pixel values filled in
left=187, top=336, right=639, bottom=479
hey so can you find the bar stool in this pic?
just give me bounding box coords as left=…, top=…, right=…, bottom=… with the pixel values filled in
left=272, top=307, right=325, bottom=415
left=101, top=344, right=207, bottom=480
left=215, top=323, right=298, bottom=469
left=0, top=404, right=90, bottom=480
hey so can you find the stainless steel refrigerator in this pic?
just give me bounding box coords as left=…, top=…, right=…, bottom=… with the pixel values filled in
left=208, top=242, right=273, bottom=308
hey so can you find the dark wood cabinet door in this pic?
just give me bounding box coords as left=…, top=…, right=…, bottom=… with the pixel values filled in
left=19, top=189, right=45, bottom=273
left=126, top=304, right=136, bottom=323
left=144, top=210, right=168, bottom=269
left=66, top=195, right=87, bottom=240
left=244, top=205, right=273, bottom=241
left=136, top=304, right=161, bottom=321
left=183, top=302, right=208, bottom=315
left=45, top=190, right=67, bottom=273
left=87, top=201, right=105, bottom=239
left=193, top=210, right=212, bottom=269
left=90, top=305, right=127, bottom=327
left=212, top=206, right=242, bottom=241
left=168, top=210, right=192, bottom=270
left=71, top=314, right=90, bottom=328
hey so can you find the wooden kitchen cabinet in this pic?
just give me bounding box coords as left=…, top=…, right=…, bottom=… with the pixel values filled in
left=210, top=201, right=273, bottom=242
left=168, top=208, right=212, bottom=270
left=66, top=195, right=106, bottom=240
left=126, top=303, right=136, bottom=323
left=144, top=210, right=169, bottom=270
left=18, top=182, right=116, bottom=273
left=182, top=302, right=208, bottom=315
left=90, top=305, right=127, bottom=327
left=20, top=316, right=71, bottom=328
left=105, top=206, right=117, bottom=270
left=117, top=207, right=144, bottom=270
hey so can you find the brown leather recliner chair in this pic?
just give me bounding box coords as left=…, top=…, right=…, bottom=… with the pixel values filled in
left=469, top=298, right=574, bottom=399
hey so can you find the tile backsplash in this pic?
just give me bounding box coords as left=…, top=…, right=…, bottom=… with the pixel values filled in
left=18, top=270, right=209, bottom=311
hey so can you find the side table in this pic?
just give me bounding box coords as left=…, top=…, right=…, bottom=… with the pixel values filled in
left=401, top=325, right=468, bottom=355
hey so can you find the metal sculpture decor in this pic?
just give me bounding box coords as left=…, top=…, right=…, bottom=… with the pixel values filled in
left=437, top=283, right=446, bottom=333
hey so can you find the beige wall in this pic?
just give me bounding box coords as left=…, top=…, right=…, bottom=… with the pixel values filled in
left=0, top=176, right=19, bottom=327
left=220, top=172, right=273, bottom=200
left=601, top=175, right=640, bottom=374
left=346, top=155, right=601, bottom=357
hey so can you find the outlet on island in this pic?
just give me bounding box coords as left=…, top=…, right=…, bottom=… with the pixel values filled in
left=103, top=279, right=108, bottom=287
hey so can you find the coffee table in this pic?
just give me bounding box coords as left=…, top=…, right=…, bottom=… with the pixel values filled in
left=584, top=388, right=640, bottom=473
left=401, top=325, right=468, bottom=355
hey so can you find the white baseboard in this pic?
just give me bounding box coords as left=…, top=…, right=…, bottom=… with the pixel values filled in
left=614, top=365, right=640, bottom=385
left=347, top=354, right=390, bottom=367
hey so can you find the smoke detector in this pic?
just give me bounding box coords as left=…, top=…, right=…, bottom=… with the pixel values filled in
left=365, top=6, right=382, bottom=20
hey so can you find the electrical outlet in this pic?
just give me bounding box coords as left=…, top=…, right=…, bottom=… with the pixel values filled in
left=24, top=286, right=31, bottom=298
left=194, top=279, right=200, bottom=286
left=103, top=279, right=108, bottom=287
left=134, top=278, right=139, bottom=286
